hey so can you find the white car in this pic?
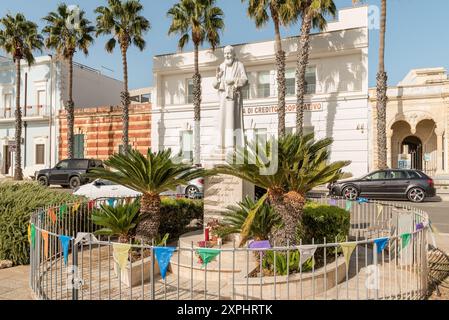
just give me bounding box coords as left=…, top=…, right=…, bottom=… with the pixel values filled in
left=73, top=179, right=204, bottom=200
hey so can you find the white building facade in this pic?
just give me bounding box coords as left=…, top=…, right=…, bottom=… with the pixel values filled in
left=152, top=6, right=370, bottom=178
left=0, top=55, right=123, bottom=178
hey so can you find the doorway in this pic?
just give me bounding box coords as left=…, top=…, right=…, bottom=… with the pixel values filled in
left=2, top=145, right=11, bottom=175
left=402, top=136, right=423, bottom=171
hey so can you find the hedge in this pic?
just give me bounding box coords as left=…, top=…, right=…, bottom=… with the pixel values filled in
left=159, top=197, right=203, bottom=241
left=0, top=182, right=82, bottom=265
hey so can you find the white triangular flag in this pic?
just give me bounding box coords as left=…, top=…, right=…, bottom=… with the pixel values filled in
left=74, top=232, right=99, bottom=245
left=299, top=245, right=318, bottom=267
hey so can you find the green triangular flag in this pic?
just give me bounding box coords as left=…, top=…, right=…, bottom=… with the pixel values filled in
left=400, top=233, right=412, bottom=250
left=197, top=248, right=220, bottom=266
left=31, top=224, right=36, bottom=249
left=59, top=204, right=68, bottom=218
left=345, top=200, right=352, bottom=211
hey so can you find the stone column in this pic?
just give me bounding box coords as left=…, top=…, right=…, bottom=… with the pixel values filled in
left=436, top=129, right=444, bottom=175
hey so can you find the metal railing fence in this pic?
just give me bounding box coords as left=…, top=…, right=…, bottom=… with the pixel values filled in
left=29, top=196, right=430, bottom=300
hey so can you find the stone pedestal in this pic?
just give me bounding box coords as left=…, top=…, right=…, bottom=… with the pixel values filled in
left=203, top=149, right=254, bottom=224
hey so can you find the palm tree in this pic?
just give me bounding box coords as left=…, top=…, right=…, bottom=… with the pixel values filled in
left=376, top=0, right=388, bottom=169
left=295, top=0, right=336, bottom=135
left=214, top=133, right=350, bottom=246
left=95, top=0, right=150, bottom=152
left=0, top=14, right=43, bottom=180
left=167, top=0, right=224, bottom=166
left=243, top=0, right=298, bottom=138
left=43, top=4, right=95, bottom=159
left=88, top=148, right=204, bottom=243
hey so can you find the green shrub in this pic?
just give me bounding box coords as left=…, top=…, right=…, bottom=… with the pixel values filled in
left=262, top=251, right=314, bottom=276
left=158, top=198, right=203, bottom=241
left=0, top=182, right=82, bottom=265
left=299, top=202, right=350, bottom=244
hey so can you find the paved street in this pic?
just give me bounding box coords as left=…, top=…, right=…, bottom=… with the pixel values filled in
left=408, top=199, right=449, bottom=234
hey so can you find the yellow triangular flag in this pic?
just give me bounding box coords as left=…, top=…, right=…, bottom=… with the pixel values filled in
left=41, top=231, right=49, bottom=259
left=27, top=224, right=31, bottom=244
left=340, top=242, right=357, bottom=272
left=377, top=205, right=384, bottom=219
left=113, top=244, right=131, bottom=270
left=72, top=202, right=81, bottom=214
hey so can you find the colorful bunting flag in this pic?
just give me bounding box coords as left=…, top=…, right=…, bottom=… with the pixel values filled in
left=374, top=237, right=389, bottom=254
left=345, top=200, right=352, bottom=211
left=59, top=235, right=72, bottom=266
left=340, top=243, right=357, bottom=271
left=49, top=208, right=57, bottom=223
left=249, top=240, right=271, bottom=250
left=30, top=224, right=36, bottom=249
left=154, top=247, right=176, bottom=280
left=377, top=205, right=384, bottom=219
left=299, top=245, right=318, bottom=267
left=108, top=198, right=115, bottom=207
left=41, top=231, right=49, bottom=259
left=196, top=248, right=220, bottom=267
left=74, top=232, right=99, bottom=245
left=59, top=204, right=68, bottom=218
left=400, top=233, right=412, bottom=250
left=27, top=224, right=31, bottom=244
left=113, top=244, right=131, bottom=270
left=416, top=223, right=424, bottom=231
left=72, top=202, right=81, bottom=214
left=357, top=198, right=369, bottom=204
left=329, top=199, right=338, bottom=206
left=88, top=200, right=95, bottom=210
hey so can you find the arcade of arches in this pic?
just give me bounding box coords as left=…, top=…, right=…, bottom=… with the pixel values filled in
left=370, top=68, right=449, bottom=179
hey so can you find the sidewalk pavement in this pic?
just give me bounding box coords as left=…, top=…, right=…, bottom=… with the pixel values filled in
left=0, top=265, right=32, bottom=300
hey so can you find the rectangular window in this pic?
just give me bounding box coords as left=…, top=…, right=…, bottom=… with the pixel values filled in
left=257, top=71, right=271, bottom=98
left=35, top=144, right=45, bottom=165
left=130, top=95, right=140, bottom=103
left=74, top=134, right=85, bottom=159
left=305, top=67, right=317, bottom=94
left=286, top=69, right=296, bottom=96
left=141, top=93, right=151, bottom=103
left=180, top=130, right=193, bottom=161
left=3, top=93, right=12, bottom=118
left=187, top=79, right=194, bottom=104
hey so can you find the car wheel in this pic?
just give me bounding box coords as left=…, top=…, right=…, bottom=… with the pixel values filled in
left=342, top=186, right=359, bottom=200
left=38, top=176, right=49, bottom=187
left=407, top=187, right=426, bottom=203
left=185, top=186, right=200, bottom=199
left=69, top=176, right=81, bottom=190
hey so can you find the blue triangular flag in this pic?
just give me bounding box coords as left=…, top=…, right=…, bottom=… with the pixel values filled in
left=374, top=237, right=389, bottom=254
left=357, top=198, right=369, bottom=204
left=154, top=247, right=176, bottom=280
left=59, top=235, right=72, bottom=266
left=108, top=198, right=115, bottom=207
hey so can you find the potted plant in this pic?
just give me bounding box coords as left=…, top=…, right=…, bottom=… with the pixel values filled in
left=91, top=200, right=164, bottom=287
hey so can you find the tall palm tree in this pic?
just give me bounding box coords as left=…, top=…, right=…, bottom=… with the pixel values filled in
left=214, top=133, right=350, bottom=246
left=295, top=0, right=336, bottom=135
left=376, top=0, right=388, bottom=169
left=0, top=14, right=43, bottom=180
left=167, top=0, right=224, bottom=165
left=95, top=0, right=150, bottom=152
left=43, top=4, right=95, bottom=159
left=88, top=148, right=204, bottom=243
left=243, top=0, right=298, bottom=138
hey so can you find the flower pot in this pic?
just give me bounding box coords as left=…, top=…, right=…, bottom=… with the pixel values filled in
left=113, top=254, right=161, bottom=287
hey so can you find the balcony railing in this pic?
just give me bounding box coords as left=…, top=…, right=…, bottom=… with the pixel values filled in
left=0, top=105, right=50, bottom=120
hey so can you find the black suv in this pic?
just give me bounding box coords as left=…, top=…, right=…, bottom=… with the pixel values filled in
left=36, top=159, right=104, bottom=189
left=328, top=169, right=436, bottom=203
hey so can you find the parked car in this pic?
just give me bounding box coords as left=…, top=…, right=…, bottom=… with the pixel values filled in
left=328, top=169, right=436, bottom=203
left=36, top=159, right=104, bottom=189
left=73, top=178, right=204, bottom=200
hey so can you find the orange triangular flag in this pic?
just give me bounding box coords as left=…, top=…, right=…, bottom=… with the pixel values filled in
left=49, top=208, right=57, bottom=223
left=41, top=231, right=49, bottom=259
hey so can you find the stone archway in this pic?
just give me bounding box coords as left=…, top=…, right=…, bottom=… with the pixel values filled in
left=390, top=118, right=439, bottom=176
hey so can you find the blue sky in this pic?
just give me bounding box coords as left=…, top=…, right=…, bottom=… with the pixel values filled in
left=1, top=0, right=448, bottom=90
